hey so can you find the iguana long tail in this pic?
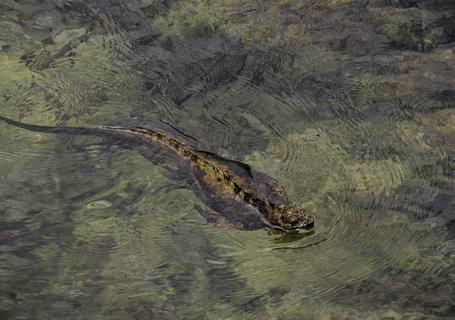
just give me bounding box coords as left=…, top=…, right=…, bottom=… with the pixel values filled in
left=0, top=114, right=120, bottom=136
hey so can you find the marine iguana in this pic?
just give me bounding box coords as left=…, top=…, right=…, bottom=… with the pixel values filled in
left=0, top=115, right=314, bottom=232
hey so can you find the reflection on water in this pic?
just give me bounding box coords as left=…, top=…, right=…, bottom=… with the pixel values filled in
left=0, top=0, right=454, bottom=319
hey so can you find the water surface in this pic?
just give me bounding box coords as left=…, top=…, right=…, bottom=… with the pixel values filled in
left=0, top=1, right=454, bottom=319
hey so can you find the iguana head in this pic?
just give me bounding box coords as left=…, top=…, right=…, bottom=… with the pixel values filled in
left=269, top=204, right=314, bottom=231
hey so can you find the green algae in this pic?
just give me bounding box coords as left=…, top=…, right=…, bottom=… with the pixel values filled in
left=347, top=73, right=399, bottom=104
left=153, top=0, right=300, bottom=45
left=21, top=146, right=203, bottom=317
left=0, top=53, right=51, bottom=123
left=235, top=121, right=450, bottom=317
left=245, top=128, right=412, bottom=205
left=420, top=109, right=455, bottom=140
left=291, top=45, right=341, bottom=78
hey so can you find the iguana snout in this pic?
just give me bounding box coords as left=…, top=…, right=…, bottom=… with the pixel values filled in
left=270, top=204, right=314, bottom=231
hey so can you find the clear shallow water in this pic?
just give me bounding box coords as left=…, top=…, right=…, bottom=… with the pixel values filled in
left=0, top=1, right=454, bottom=319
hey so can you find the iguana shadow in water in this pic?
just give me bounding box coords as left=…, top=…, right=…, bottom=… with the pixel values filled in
left=0, top=115, right=314, bottom=233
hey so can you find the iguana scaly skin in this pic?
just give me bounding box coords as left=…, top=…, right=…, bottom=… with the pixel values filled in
left=0, top=115, right=314, bottom=232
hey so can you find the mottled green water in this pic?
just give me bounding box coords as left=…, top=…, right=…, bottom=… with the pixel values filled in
left=0, top=1, right=454, bottom=319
